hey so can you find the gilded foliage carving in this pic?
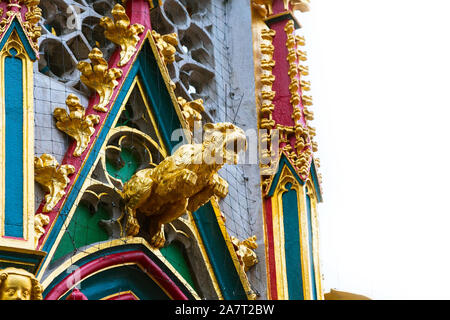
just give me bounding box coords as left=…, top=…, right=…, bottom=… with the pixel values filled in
left=152, top=30, right=178, bottom=65
left=54, top=94, right=100, bottom=157
left=34, top=154, right=75, bottom=213
left=178, top=97, right=205, bottom=134
left=100, top=4, right=145, bottom=67
left=78, top=48, right=123, bottom=112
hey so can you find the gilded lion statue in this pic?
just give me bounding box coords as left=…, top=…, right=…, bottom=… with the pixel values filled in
left=122, top=122, right=247, bottom=247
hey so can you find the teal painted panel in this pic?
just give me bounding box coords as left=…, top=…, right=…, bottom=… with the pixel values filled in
left=282, top=183, right=304, bottom=300
left=306, top=193, right=317, bottom=300
left=4, top=50, right=23, bottom=238
left=193, top=203, right=247, bottom=300
left=160, top=241, right=198, bottom=293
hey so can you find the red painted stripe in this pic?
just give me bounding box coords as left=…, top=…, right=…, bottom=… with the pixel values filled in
left=264, top=198, right=278, bottom=300
left=44, top=251, right=188, bottom=300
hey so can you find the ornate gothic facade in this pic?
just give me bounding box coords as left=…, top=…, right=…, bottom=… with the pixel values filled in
left=0, top=0, right=322, bottom=300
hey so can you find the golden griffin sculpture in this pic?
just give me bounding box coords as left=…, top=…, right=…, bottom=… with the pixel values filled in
left=122, top=122, right=247, bottom=248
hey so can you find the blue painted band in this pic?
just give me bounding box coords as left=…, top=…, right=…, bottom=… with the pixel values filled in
left=4, top=51, right=23, bottom=238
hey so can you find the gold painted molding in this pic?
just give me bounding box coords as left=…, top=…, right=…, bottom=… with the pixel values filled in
left=78, top=48, right=123, bottom=112
left=34, top=154, right=75, bottom=213
left=54, top=94, right=100, bottom=157
left=100, top=4, right=145, bottom=67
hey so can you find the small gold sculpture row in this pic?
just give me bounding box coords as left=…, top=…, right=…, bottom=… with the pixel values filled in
left=259, top=28, right=276, bottom=177
left=251, top=0, right=273, bottom=18
left=34, top=154, right=75, bottom=244
left=0, top=267, right=43, bottom=300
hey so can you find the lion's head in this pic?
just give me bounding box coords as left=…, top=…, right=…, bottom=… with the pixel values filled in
left=202, top=122, right=247, bottom=166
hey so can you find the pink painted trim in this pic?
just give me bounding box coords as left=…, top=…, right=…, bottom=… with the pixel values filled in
left=2, top=236, right=25, bottom=240
left=36, top=0, right=153, bottom=249
left=44, top=250, right=189, bottom=300
left=106, top=292, right=138, bottom=300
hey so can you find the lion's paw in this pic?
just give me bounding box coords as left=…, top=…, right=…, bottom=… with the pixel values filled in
left=150, top=227, right=166, bottom=248
left=182, top=170, right=197, bottom=186
left=214, top=182, right=229, bottom=198
left=126, top=215, right=140, bottom=236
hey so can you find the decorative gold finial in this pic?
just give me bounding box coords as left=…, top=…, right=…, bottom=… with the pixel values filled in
left=54, top=94, right=100, bottom=157
left=34, top=154, right=75, bottom=213
left=78, top=48, right=123, bottom=112
left=100, top=4, right=145, bottom=67
left=0, top=268, right=43, bottom=300
left=152, top=30, right=178, bottom=65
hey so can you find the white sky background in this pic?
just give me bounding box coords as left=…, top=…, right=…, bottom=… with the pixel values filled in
left=296, top=0, right=450, bottom=299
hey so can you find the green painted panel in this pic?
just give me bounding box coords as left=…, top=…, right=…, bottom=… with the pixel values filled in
left=51, top=203, right=110, bottom=263
left=106, top=148, right=140, bottom=184
left=159, top=241, right=198, bottom=292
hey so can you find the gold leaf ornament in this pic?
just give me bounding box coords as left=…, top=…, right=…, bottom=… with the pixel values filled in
left=100, top=4, right=145, bottom=67
left=78, top=48, right=123, bottom=112
left=34, top=154, right=75, bottom=213
left=54, top=94, right=100, bottom=157
left=152, top=30, right=178, bottom=64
